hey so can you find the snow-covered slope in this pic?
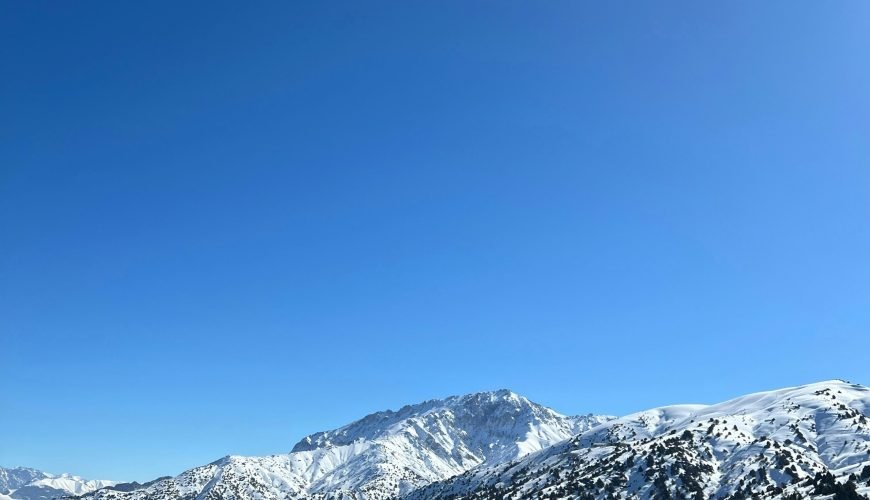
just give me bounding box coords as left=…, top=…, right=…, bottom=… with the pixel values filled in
left=410, top=380, right=870, bottom=499
left=29, top=475, right=116, bottom=496
left=0, top=468, right=50, bottom=494
left=0, top=467, right=116, bottom=500
left=79, top=390, right=612, bottom=500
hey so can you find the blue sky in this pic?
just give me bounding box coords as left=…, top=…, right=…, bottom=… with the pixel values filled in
left=2, top=1, right=869, bottom=482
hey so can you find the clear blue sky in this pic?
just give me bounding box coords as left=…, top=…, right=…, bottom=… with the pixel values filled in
left=2, top=1, right=869, bottom=483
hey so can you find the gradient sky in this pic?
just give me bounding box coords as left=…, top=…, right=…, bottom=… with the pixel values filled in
left=2, top=1, right=869, bottom=483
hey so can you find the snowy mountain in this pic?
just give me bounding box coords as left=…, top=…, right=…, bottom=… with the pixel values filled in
left=0, top=468, right=50, bottom=494
left=410, top=380, right=870, bottom=499
left=0, top=468, right=115, bottom=500
left=78, top=390, right=611, bottom=500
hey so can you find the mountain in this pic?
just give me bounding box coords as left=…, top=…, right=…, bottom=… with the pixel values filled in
left=0, top=469, right=50, bottom=495
left=78, top=390, right=612, bottom=500
left=409, top=380, right=870, bottom=499
left=99, top=478, right=172, bottom=494
left=0, top=468, right=115, bottom=500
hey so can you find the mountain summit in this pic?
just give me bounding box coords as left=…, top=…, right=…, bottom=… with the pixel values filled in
left=291, top=389, right=608, bottom=461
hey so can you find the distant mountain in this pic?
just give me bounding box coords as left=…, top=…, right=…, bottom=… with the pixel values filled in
left=78, top=390, right=611, bottom=500
left=0, top=468, right=115, bottom=500
left=99, top=478, right=171, bottom=494
left=409, top=380, right=870, bottom=499
left=0, top=468, right=50, bottom=494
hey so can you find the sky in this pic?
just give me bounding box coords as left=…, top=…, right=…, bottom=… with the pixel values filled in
left=1, top=0, right=869, bottom=482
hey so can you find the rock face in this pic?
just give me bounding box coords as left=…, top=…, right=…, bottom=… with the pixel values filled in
left=78, top=390, right=610, bottom=500
left=409, top=380, right=870, bottom=499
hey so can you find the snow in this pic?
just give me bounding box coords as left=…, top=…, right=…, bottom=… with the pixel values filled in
left=0, top=468, right=50, bottom=493
left=29, top=474, right=117, bottom=495
left=1, top=467, right=117, bottom=500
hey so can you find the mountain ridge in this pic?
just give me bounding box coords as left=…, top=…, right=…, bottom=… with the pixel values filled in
left=409, top=380, right=870, bottom=499
left=0, top=467, right=116, bottom=500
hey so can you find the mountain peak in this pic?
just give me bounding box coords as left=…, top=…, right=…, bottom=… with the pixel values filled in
left=290, top=388, right=562, bottom=453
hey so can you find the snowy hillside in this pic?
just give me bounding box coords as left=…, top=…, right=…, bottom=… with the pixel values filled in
left=29, top=476, right=116, bottom=497
left=78, top=390, right=611, bottom=500
left=0, top=468, right=50, bottom=494
left=0, top=468, right=116, bottom=500
left=410, top=380, right=870, bottom=499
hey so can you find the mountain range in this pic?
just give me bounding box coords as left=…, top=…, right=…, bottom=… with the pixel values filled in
left=0, top=468, right=115, bottom=500
left=6, top=380, right=870, bottom=499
